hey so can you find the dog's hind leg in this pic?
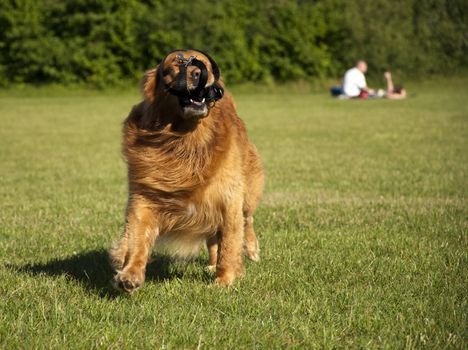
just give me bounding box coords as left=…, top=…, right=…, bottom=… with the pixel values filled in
left=243, top=215, right=260, bottom=262
left=242, top=146, right=264, bottom=262
left=111, top=205, right=158, bottom=294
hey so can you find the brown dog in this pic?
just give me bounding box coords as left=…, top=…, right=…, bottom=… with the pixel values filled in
left=109, top=49, right=264, bottom=293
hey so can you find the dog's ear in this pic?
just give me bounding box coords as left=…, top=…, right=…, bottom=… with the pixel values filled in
left=141, top=67, right=158, bottom=102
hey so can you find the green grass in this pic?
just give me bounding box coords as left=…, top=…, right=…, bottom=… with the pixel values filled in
left=0, top=78, right=467, bottom=349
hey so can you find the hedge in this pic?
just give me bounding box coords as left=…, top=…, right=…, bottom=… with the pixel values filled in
left=0, top=0, right=466, bottom=86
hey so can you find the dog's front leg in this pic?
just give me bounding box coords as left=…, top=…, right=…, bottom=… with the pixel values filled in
left=112, top=205, right=158, bottom=294
left=215, top=197, right=245, bottom=286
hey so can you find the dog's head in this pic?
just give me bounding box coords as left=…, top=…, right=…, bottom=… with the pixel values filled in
left=143, top=49, right=224, bottom=120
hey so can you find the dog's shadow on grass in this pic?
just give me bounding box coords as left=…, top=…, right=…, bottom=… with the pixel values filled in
left=7, top=250, right=210, bottom=298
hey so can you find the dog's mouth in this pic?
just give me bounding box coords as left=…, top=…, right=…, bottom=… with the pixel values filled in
left=180, top=96, right=208, bottom=119
left=188, top=97, right=206, bottom=107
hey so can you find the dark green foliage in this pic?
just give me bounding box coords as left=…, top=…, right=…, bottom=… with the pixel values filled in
left=0, top=0, right=466, bottom=86
left=322, top=0, right=468, bottom=79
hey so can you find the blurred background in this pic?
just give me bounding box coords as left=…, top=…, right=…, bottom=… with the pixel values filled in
left=1, top=2, right=467, bottom=348
left=0, top=0, right=466, bottom=87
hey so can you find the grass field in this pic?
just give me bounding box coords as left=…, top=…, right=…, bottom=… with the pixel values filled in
left=0, top=78, right=467, bottom=349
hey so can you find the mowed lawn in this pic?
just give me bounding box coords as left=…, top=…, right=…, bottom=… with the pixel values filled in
left=0, top=78, right=466, bottom=349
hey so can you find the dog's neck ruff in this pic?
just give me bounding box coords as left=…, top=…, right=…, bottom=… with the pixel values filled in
left=158, top=49, right=224, bottom=105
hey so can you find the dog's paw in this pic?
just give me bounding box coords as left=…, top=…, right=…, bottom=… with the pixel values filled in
left=113, top=269, right=145, bottom=294
left=214, top=266, right=244, bottom=287
left=245, top=248, right=260, bottom=262
left=244, top=241, right=260, bottom=262
left=214, top=274, right=236, bottom=287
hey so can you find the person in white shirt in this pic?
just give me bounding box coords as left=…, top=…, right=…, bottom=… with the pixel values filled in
left=342, top=60, right=374, bottom=98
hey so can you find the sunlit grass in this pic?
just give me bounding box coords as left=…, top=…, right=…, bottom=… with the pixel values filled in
left=0, top=78, right=466, bottom=348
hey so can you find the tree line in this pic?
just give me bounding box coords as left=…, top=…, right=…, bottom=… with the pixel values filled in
left=0, top=0, right=466, bottom=86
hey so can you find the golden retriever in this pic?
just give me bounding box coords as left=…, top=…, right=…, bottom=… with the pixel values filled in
left=109, top=49, right=264, bottom=293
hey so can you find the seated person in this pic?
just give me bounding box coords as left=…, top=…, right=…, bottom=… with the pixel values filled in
left=342, top=60, right=375, bottom=98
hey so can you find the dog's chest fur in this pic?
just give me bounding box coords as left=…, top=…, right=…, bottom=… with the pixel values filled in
left=124, top=106, right=244, bottom=243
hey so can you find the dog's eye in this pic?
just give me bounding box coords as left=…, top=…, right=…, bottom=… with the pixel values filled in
left=192, top=71, right=200, bottom=79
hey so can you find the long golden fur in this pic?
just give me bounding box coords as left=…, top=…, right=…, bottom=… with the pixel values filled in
left=109, top=50, right=264, bottom=292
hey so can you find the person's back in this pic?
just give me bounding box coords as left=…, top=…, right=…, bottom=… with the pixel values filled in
left=343, top=67, right=366, bottom=97
left=343, top=61, right=368, bottom=97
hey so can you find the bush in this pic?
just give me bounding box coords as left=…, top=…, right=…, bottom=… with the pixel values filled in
left=0, top=0, right=465, bottom=86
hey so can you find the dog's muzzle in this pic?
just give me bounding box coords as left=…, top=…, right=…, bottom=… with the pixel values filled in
left=158, top=49, right=224, bottom=109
